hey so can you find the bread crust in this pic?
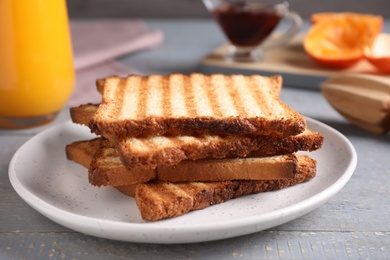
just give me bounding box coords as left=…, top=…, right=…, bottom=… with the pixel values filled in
left=69, top=103, right=98, bottom=126
left=65, top=138, right=101, bottom=168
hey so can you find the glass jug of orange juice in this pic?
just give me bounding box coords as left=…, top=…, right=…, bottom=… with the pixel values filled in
left=0, top=0, right=75, bottom=129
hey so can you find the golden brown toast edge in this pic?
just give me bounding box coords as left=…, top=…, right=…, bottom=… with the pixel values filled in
left=65, top=138, right=101, bottom=168
left=69, top=103, right=98, bottom=126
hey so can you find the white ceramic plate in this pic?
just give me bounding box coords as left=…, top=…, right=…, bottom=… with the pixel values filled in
left=9, top=117, right=357, bottom=244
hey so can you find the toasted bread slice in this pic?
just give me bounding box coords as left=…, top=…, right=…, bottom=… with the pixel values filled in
left=70, top=104, right=323, bottom=170
left=116, top=129, right=323, bottom=169
left=132, top=155, right=316, bottom=221
left=69, top=103, right=98, bottom=127
left=88, top=139, right=156, bottom=186
left=67, top=138, right=304, bottom=186
left=65, top=138, right=101, bottom=168
left=89, top=73, right=306, bottom=138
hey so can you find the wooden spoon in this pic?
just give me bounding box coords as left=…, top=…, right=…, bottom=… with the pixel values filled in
left=320, top=74, right=390, bottom=134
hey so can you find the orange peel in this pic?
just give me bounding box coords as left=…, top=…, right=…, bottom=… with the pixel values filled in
left=304, top=13, right=383, bottom=68
left=364, top=34, right=390, bottom=73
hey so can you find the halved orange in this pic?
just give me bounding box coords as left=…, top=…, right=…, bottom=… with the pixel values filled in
left=304, top=13, right=383, bottom=68
left=364, top=34, right=390, bottom=73
left=310, top=12, right=380, bottom=24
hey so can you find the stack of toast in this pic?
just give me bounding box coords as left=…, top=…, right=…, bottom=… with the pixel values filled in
left=65, top=73, right=324, bottom=221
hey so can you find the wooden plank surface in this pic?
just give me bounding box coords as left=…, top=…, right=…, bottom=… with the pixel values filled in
left=1, top=231, right=389, bottom=259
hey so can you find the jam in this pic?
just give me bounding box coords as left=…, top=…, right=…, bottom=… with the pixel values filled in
left=213, top=2, right=282, bottom=47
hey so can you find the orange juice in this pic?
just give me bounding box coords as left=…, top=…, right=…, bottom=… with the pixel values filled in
left=0, top=0, right=74, bottom=127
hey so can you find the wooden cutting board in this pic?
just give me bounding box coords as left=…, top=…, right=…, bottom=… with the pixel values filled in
left=199, top=34, right=390, bottom=89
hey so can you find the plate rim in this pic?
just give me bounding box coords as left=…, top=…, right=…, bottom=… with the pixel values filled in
left=8, top=117, right=357, bottom=244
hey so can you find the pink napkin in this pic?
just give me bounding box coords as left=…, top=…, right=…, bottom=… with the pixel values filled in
left=67, top=20, right=164, bottom=106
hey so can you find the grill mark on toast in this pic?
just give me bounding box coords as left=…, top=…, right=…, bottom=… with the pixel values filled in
left=169, top=74, right=187, bottom=117
left=126, top=135, right=187, bottom=155
left=126, top=138, right=155, bottom=154
left=251, top=77, right=283, bottom=117
left=247, top=76, right=272, bottom=117
left=120, top=136, right=189, bottom=167
left=232, top=76, right=273, bottom=117
left=190, top=74, right=213, bottom=116
left=136, top=76, right=147, bottom=119
left=203, top=74, right=223, bottom=118
left=114, top=77, right=126, bottom=120
left=184, top=75, right=197, bottom=117
left=210, top=75, right=238, bottom=117
left=162, top=75, right=172, bottom=117
left=163, top=182, right=192, bottom=199
left=225, top=75, right=247, bottom=116
left=144, top=136, right=172, bottom=151
left=146, top=75, right=162, bottom=116
left=156, top=75, right=166, bottom=116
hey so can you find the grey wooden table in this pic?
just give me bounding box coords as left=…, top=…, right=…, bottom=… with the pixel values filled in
left=1, top=19, right=389, bottom=259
